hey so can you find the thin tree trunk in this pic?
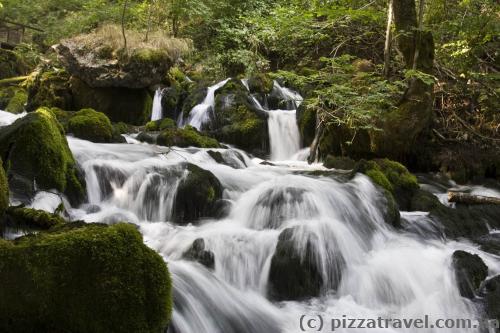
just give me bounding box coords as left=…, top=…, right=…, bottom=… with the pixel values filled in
left=412, top=0, right=425, bottom=70
left=121, top=0, right=129, bottom=52
left=144, top=0, right=153, bottom=42
left=308, top=112, right=325, bottom=164
left=383, top=0, right=394, bottom=78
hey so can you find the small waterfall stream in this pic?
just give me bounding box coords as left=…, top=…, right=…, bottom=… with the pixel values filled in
left=182, top=78, right=230, bottom=130
left=151, top=88, right=164, bottom=121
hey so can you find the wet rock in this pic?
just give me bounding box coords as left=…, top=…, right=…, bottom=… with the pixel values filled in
left=296, top=103, right=316, bottom=146
left=0, top=223, right=173, bottom=333
left=0, top=159, right=8, bottom=218
left=173, top=163, right=223, bottom=224
left=324, top=155, right=356, bottom=170
left=136, top=131, right=157, bottom=144
left=260, top=161, right=275, bottom=166
left=452, top=250, right=488, bottom=299
left=247, top=73, right=273, bottom=95
left=475, top=233, right=500, bottom=256
left=182, top=238, right=215, bottom=269
left=482, top=276, right=500, bottom=324
left=26, top=68, right=73, bottom=112
left=268, top=227, right=324, bottom=301
left=0, top=108, right=85, bottom=205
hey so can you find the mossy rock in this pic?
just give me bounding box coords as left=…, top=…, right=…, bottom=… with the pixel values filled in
left=0, top=49, right=28, bottom=80
left=247, top=73, right=274, bottom=94
left=0, top=159, right=8, bottom=217
left=2, top=206, right=65, bottom=232
left=452, top=250, right=488, bottom=299
left=296, top=102, right=316, bottom=146
left=324, top=155, right=356, bottom=170
left=181, top=85, right=208, bottom=117
left=145, top=118, right=176, bottom=132
left=318, top=125, right=373, bottom=161
left=136, top=131, right=157, bottom=144
left=410, top=189, right=500, bottom=239
left=173, top=163, right=223, bottom=224
left=70, top=77, right=152, bottom=125
left=26, top=68, right=73, bottom=111
left=0, top=223, right=172, bottom=333
left=268, top=227, right=327, bottom=301
left=157, top=126, right=220, bottom=148
left=68, top=108, right=114, bottom=143
left=0, top=86, right=27, bottom=114
left=354, top=158, right=419, bottom=211
left=113, top=121, right=132, bottom=134
left=0, top=108, right=85, bottom=204
left=212, top=85, right=269, bottom=155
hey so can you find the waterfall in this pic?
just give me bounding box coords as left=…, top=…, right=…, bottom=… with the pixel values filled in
left=44, top=135, right=500, bottom=333
left=151, top=88, right=163, bottom=121
left=0, top=110, right=27, bottom=127
left=267, top=110, right=300, bottom=161
left=184, top=79, right=230, bottom=130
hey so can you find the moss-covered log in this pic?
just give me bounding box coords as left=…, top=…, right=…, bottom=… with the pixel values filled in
left=0, top=223, right=172, bottom=333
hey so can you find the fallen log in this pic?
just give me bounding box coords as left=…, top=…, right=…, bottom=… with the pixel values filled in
left=448, top=191, right=500, bottom=205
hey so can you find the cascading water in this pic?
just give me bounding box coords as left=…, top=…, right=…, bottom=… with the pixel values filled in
left=151, top=88, right=164, bottom=121
left=0, top=109, right=27, bottom=127
left=182, top=78, right=230, bottom=130
left=42, top=135, right=498, bottom=333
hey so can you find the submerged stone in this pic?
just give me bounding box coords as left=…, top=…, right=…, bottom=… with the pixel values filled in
left=452, top=250, right=488, bottom=299
left=173, top=163, right=223, bottom=224
left=182, top=238, right=215, bottom=269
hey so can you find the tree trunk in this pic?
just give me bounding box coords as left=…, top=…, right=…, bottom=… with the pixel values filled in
left=121, top=0, right=129, bottom=52
left=412, top=0, right=425, bottom=70
left=448, top=192, right=500, bottom=205
left=383, top=0, right=394, bottom=78
left=144, top=0, right=153, bottom=42
left=308, top=112, right=325, bottom=164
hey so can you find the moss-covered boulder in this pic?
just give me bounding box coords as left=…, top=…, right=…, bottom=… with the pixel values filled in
left=0, top=159, right=8, bottom=217
left=268, top=227, right=324, bottom=301
left=182, top=238, right=215, bottom=269
left=0, top=223, right=172, bottom=333
left=296, top=103, right=316, bottom=147
left=211, top=79, right=268, bottom=155
left=26, top=68, right=73, bottom=112
left=68, top=108, right=114, bottom=143
left=0, top=108, right=85, bottom=204
left=354, top=158, right=419, bottom=211
left=70, top=77, right=152, bottom=125
left=0, top=49, right=28, bottom=80
left=173, top=163, right=223, bottom=224
left=247, top=73, right=274, bottom=94
left=452, top=250, right=488, bottom=299
left=324, top=155, right=356, bottom=170
left=157, top=126, right=220, bottom=148
left=145, top=118, right=176, bottom=132
left=0, top=86, right=27, bottom=114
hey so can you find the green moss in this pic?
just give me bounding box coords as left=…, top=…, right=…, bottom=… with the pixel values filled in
left=145, top=121, right=159, bottom=131
left=323, top=155, right=356, bottom=170
left=157, top=126, right=220, bottom=148
left=297, top=103, right=316, bottom=146
left=3, top=206, right=65, bottom=230
left=68, top=108, right=114, bottom=143
left=0, top=108, right=85, bottom=204
left=0, top=86, right=27, bottom=114
left=129, top=48, right=170, bottom=66
left=114, top=122, right=131, bottom=134
left=355, top=158, right=419, bottom=211
left=0, top=159, right=8, bottom=217
left=26, top=68, right=73, bottom=111
left=159, top=118, right=176, bottom=130
left=247, top=73, right=274, bottom=94
left=0, top=223, right=172, bottom=333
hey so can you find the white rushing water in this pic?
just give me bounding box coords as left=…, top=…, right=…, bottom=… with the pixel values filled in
left=151, top=88, right=164, bottom=121
left=267, top=110, right=301, bottom=160
left=41, top=135, right=498, bottom=333
left=182, top=78, right=230, bottom=130
left=0, top=110, right=27, bottom=127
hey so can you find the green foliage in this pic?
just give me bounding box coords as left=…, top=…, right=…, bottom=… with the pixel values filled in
left=68, top=108, right=114, bottom=143
left=0, top=223, right=173, bottom=333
